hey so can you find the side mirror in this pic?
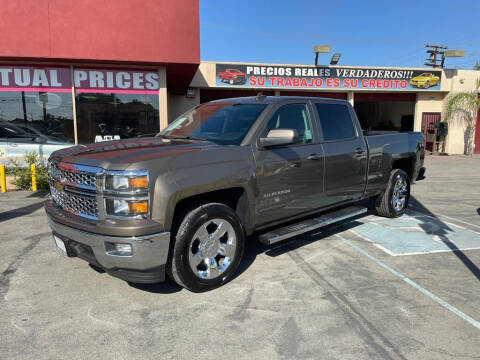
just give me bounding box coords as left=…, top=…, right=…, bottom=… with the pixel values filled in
left=259, top=129, right=298, bottom=148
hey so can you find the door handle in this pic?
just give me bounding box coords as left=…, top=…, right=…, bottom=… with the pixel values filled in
left=354, top=147, right=365, bottom=154
left=307, top=153, right=321, bottom=160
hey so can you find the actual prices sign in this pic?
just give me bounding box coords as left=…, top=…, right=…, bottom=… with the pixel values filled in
left=0, top=65, right=160, bottom=93
left=216, top=63, right=442, bottom=91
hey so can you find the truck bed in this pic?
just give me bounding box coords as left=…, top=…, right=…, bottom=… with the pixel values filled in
left=363, top=131, right=424, bottom=196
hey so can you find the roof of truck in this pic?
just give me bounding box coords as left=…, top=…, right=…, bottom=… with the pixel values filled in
left=209, top=95, right=349, bottom=105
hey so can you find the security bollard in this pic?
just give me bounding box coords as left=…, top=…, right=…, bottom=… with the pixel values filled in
left=31, top=164, right=37, bottom=191
left=0, top=165, right=6, bottom=193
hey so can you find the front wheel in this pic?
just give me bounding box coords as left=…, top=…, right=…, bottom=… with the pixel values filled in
left=375, top=169, right=410, bottom=218
left=168, top=203, right=245, bottom=292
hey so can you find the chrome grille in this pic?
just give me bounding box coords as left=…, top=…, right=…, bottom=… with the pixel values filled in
left=49, top=184, right=98, bottom=219
left=48, top=161, right=97, bottom=188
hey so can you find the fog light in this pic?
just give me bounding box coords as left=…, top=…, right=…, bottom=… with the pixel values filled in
left=105, top=242, right=132, bottom=257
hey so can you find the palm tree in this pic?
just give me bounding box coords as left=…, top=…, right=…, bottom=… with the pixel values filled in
left=444, top=79, right=480, bottom=155
left=474, top=61, right=480, bottom=71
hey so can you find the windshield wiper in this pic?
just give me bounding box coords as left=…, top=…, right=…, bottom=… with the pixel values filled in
left=159, top=134, right=207, bottom=141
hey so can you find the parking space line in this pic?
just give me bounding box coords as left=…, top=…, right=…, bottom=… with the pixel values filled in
left=336, top=233, right=480, bottom=330
left=409, top=208, right=480, bottom=230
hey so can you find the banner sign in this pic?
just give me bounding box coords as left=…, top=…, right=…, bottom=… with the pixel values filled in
left=0, top=65, right=71, bottom=92
left=216, top=64, right=442, bottom=91
left=0, top=66, right=160, bottom=93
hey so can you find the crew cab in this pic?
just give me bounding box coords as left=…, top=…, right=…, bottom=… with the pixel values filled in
left=218, top=68, right=247, bottom=85
left=45, top=96, right=425, bottom=292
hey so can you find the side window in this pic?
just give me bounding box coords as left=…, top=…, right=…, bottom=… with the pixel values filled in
left=315, top=103, right=356, bottom=141
left=265, top=103, right=313, bottom=144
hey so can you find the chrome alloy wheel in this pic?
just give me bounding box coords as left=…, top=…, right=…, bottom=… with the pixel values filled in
left=391, top=175, right=408, bottom=212
left=188, top=219, right=237, bottom=280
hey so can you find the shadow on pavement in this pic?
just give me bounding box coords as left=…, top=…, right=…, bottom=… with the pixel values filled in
left=128, top=281, right=183, bottom=294
left=409, top=196, right=480, bottom=282
left=27, top=191, right=49, bottom=198
left=0, top=201, right=45, bottom=223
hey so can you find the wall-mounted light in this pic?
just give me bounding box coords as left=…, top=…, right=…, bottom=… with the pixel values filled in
left=330, top=53, right=341, bottom=65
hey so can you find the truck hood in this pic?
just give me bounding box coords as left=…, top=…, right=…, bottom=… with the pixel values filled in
left=50, top=137, right=220, bottom=171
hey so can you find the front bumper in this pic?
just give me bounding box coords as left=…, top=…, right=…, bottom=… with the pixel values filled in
left=48, top=218, right=171, bottom=283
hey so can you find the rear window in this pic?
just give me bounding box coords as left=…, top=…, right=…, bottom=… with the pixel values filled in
left=315, top=103, right=356, bottom=141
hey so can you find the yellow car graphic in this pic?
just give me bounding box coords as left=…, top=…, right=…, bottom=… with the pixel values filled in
left=410, top=73, right=440, bottom=88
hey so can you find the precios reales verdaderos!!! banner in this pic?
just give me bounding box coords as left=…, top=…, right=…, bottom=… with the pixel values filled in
left=215, top=64, right=442, bottom=91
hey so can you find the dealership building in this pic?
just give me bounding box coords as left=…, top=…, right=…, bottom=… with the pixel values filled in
left=0, top=0, right=479, bottom=159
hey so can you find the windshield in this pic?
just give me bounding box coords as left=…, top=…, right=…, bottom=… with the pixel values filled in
left=158, top=102, right=267, bottom=145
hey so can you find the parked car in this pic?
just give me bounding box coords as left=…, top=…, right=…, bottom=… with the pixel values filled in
left=45, top=96, right=425, bottom=292
left=219, top=68, right=247, bottom=85
left=410, top=73, right=440, bottom=88
left=0, top=121, right=73, bottom=159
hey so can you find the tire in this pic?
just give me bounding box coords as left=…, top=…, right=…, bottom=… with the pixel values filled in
left=375, top=169, right=410, bottom=218
left=168, top=203, right=245, bottom=292
left=424, top=81, right=430, bottom=88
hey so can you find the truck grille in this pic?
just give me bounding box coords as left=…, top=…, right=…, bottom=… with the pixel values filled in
left=49, top=184, right=98, bottom=219
left=48, top=160, right=101, bottom=220
left=48, top=161, right=97, bottom=188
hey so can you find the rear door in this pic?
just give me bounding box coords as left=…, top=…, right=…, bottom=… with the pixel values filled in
left=313, top=101, right=367, bottom=206
left=253, top=101, right=325, bottom=226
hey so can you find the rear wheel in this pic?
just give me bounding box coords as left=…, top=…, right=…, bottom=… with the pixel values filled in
left=375, top=169, right=410, bottom=218
left=168, top=203, right=245, bottom=292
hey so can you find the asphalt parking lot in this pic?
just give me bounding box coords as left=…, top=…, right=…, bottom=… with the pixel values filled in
left=1, top=155, right=480, bottom=359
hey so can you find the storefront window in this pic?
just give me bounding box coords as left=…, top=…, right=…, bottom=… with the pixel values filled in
left=76, top=93, right=159, bottom=144
left=0, top=91, right=74, bottom=159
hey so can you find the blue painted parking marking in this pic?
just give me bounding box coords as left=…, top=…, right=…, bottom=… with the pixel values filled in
left=350, top=212, right=480, bottom=256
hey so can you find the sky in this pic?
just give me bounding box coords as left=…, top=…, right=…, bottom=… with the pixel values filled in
left=200, top=0, right=480, bottom=69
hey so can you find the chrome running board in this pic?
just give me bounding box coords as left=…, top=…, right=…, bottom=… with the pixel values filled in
left=258, top=205, right=367, bottom=245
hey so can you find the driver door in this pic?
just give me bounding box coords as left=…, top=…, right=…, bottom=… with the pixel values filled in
left=253, top=102, right=324, bottom=226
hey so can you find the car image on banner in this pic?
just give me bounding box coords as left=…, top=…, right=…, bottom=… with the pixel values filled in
left=215, top=63, right=442, bottom=91
left=409, top=73, right=440, bottom=88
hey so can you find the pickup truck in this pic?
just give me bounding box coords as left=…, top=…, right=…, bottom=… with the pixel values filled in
left=45, top=96, right=425, bottom=292
left=218, top=68, right=247, bottom=85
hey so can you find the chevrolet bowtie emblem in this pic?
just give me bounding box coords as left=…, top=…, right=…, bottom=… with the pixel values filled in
left=54, top=182, right=64, bottom=192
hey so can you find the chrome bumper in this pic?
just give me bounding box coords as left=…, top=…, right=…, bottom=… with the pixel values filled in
left=48, top=219, right=171, bottom=271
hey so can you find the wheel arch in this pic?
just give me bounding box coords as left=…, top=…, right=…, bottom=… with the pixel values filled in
left=391, top=156, right=415, bottom=180
left=168, top=187, right=252, bottom=236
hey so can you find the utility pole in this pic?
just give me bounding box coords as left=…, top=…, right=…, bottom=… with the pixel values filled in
left=424, top=44, right=448, bottom=68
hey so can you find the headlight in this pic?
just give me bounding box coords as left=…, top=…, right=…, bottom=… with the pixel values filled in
left=104, top=170, right=148, bottom=193
left=105, top=199, right=149, bottom=217
left=103, top=170, right=149, bottom=218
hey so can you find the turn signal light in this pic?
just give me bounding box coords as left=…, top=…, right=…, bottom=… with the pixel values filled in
left=128, top=177, right=148, bottom=188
